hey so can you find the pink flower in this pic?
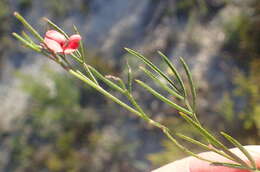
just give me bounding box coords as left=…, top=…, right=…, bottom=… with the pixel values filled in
left=43, top=30, right=81, bottom=54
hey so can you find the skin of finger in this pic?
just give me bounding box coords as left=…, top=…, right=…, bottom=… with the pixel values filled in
left=152, top=157, right=191, bottom=172
left=152, top=145, right=260, bottom=172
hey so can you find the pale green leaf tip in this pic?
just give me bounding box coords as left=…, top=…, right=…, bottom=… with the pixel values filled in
left=157, top=50, right=163, bottom=55
left=139, top=66, right=145, bottom=70
left=179, top=57, right=185, bottom=61
left=13, top=11, right=19, bottom=17
left=135, top=79, right=141, bottom=83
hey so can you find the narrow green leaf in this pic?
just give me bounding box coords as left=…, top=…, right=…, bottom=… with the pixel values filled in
left=179, top=57, right=196, bottom=111
left=162, top=128, right=214, bottom=164
left=179, top=112, right=250, bottom=168
left=178, top=112, right=223, bottom=147
left=88, top=66, right=125, bottom=94
left=14, top=12, right=44, bottom=42
left=60, top=54, right=71, bottom=67
left=125, top=48, right=182, bottom=94
left=70, top=53, right=83, bottom=63
left=12, top=32, right=41, bottom=52
left=105, top=75, right=127, bottom=91
left=126, top=61, right=133, bottom=92
left=83, top=63, right=99, bottom=85
left=135, top=79, right=192, bottom=115
left=43, top=17, right=69, bottom=39
left=177, top=133, right=212, bottom=150
left=72, top=25, right=84, bottom=58
left=72, top=26, right=98, bottom=84
left=21, top=31, right=34, bottom=43
left=221, top=132, right=257, bottom=169
left=125, top=93, right=149, bottom=121
left=211, top=162, right=253, bottom=170
left=69, top=69, right=144, bottom=119
left=177, top=133, right=234, bottom=161
left=158, top=51, right=187, bottom=97
left=140, top=66, right=184, bottom=100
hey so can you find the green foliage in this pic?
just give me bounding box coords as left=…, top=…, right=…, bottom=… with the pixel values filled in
left=0, top=0, right=9, bottom=19
left=217, top=60, right=260, bottom=144
left=0, top=0, right=12, bottom=77
left=219, top=0, right=260, bottom=144
left=223, top=0, right=260, bottom=63
left=223, top=14, right=250, bottom=56
left=219, top=93, right=234, bottom=123
left=147, top=116, right=202, bottom=168
left=234, top=60, right=260, bottom=135
left=11, top=69, right=95, bottom=171
left=147, top=1, right=260, bottom=167
left=45, top=0, right=71, bottom=17
left=176, top=0, right=208, bottom=17
left=18, top=0, right=32, bottom=11
left=44, top=0, right=89, bottom=17
left=7, top=68, right=140, bottom=172
left=13, top=9, right=260, bottom=171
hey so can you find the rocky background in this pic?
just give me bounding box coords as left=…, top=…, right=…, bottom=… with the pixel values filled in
left=0, top=0, right=259, bottom=171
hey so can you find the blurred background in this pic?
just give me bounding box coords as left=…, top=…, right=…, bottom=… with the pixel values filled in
left=0, top=0, right=259, bottom=171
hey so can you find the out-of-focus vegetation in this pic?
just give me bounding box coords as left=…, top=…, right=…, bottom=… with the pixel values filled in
left=234, top=60, right=260, bottom=139
left=7, top=68, right=142, bottom=172
left=220, top=0, right=260, bottom=142
left=0, top=0, right=12, bottom=77
left=218, top=0, right=260, bottom=142
left=148, top=0, right=260, bottom=167
left=0, top=0, right=259, bottom=171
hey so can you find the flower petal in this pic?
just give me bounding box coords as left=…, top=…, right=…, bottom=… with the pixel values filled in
left=45, top=30, right=66, bottom=44
left=63, top=48, right=77, bottom=54
left=66, top=34, right=81, bottom=49
left=44, top=37, right=63, bottom=53
left=62, top=34, right=81, bottom=54
left=69, top=34, right=81, bottom=42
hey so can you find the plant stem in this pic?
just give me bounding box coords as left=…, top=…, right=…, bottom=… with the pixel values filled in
left=68, top=69, right=144, bottom=118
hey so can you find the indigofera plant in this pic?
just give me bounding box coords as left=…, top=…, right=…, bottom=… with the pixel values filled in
left=12, top=12, right=259, bottom=171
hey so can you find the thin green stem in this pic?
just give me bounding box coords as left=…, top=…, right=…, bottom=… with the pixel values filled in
left=125, top=48, right=182, bottom=94
left=88, top=66, right=125, bottom=93
left=158, top=51, right=187, bottom=97
left=68, top=69, right=144, bottom=118
left=83, top=63, right=99, bottom=85
left=179, top=112, right=251, bottom=169
left=14, top=12, right=255, bottom=171
left=70, top=53, right=83, bottom=63
left=69, top=69, right=213, bottom=164
left=60, top=54, right=72, bottom=67
left=136, top=79, right=192, bottom=115
left=14, top=12, right=44, bottom=42
left=162, top=128, right=215, bottom=163
left=180, top=57, right=197, bottom=112
left=125, top=92, right=150, bottom=121
left=177, top=133, right=235, bottom=161
left=184, top=99, right=201, bottom=125
left=140, top=66, right=184, bottom=100
left=43, top=17, right=69, bottom=39
left=12, top=32, right=41, bottom=52
left=221, top=132, right=257, bottom=169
